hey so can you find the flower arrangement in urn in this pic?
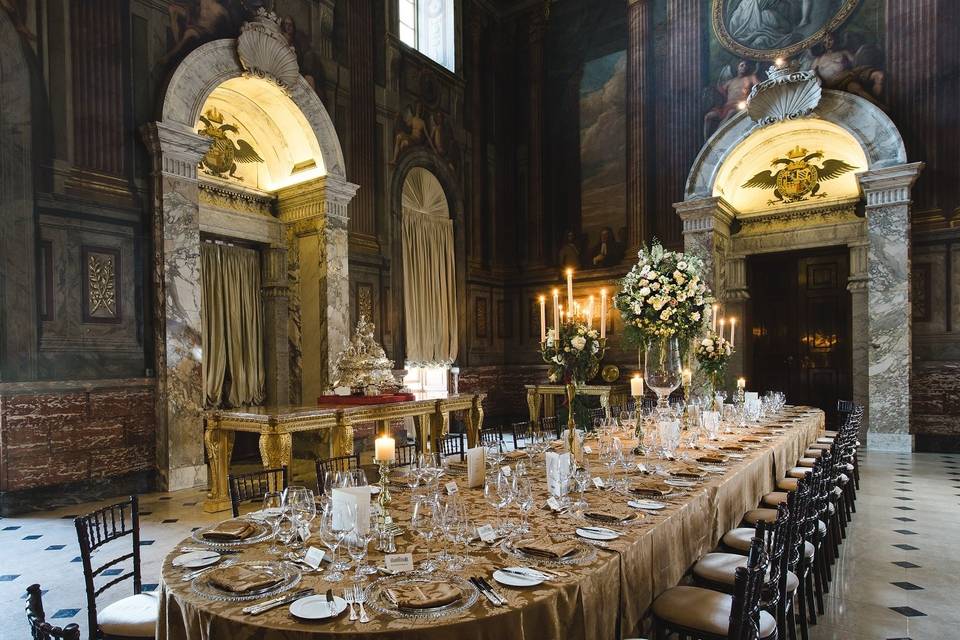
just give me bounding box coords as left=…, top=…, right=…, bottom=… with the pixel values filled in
left=540, top=320, right=606, bottom=385
left=614, top=242, right=712, bottom=346
left=695, top=331, right=734, bottom=392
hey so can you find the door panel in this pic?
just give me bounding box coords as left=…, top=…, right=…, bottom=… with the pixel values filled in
left=748, top=249, right=852, bottom=427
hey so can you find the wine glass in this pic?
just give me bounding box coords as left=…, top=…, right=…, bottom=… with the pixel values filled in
left=512, top=476, right=536, bottom=534
left=571, top=464, right=591, bottom=510
left=318, top=504, right=349, bottom=580
left=285, top=487, right=316, bottom=549
left=658, top=419, right=681, bottom=458
left=645, top=337, right=682, bottom=414
left=348, top=468, right=369, bottom=489
left=483, top=470, right=513, bottom=535
left=411, top=495, right=439, bottom=572
left=261, top=492, right=284, bottom=555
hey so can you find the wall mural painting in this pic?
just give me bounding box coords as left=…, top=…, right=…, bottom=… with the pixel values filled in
left=391, top=102, right=457, bottom=172
left=706, top=0, right=886, bottom=139
left=741, top=145, right=858, bottom=206
left=578, top=50, right=627, bottom=269
left=197, top=107, right=264, bottom=183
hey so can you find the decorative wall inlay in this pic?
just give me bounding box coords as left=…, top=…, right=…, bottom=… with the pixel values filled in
left=475, top=297, right=488, bottom=339
left=82, top=247, right=120, bottom=323
left=357, top=283, right=374, bottom=324
left=497, top=300, right=513, bottom=339
left=913, top=262, right=932, bottom=322
left=39, top=241, right=53, bottom=322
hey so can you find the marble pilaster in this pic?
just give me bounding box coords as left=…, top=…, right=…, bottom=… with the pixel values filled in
left=261, top=246, right=290, bottom=406
left=847, top=242, right=870, bottom=440
left=858, top=163, right=924, bottom=451
left=141, top=122, right=211, bottom=490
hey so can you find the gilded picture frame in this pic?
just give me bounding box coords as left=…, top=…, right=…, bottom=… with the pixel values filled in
left=712, top=0, right=861, bottom=61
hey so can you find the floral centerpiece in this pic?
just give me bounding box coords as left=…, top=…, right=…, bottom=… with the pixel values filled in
left=540, top=320, right=605, bottom=385
left=695, top=331, right=734, bottom=395
left=614, top=242, right=712, bottom=347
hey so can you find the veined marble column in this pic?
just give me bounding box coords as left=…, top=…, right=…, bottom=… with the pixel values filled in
left=261, top=246, right=290, bottom=406
left=278, top=176, right=359, bottom=404
left=847, top=241, right=870, bottom=440
left=142, top=122, right=210, bottom=490
left=857, top=163, right=923, bottom=451
left=626, top=0, right=653, bottom=254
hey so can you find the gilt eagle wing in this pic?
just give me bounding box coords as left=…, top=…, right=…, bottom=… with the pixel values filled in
left=817, top=159, right=858, bottom=181
left=742, top=170, right=778, bottom=190
left=234, top=139, right=263, bottom=164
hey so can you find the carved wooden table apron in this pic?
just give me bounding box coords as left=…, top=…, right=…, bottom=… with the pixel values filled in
left=525, top=384, right=630, bottom=431
left=203, top=394, right=485, bottom=512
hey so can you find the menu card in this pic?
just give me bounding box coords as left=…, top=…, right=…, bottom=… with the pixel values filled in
left=331, top=486, right=371, bottom=534
left=545, top=451, right=571, bottom=497
left=466, top=446, right=485, bottom=488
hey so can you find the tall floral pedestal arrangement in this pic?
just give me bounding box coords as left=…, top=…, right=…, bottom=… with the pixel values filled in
left=695, top=331, right=734, bottom=410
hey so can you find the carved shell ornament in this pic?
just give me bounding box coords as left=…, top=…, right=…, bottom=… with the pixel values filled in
left=237, top=8, right=300, bottom=92
left=746, top=63, right=822, bottom=127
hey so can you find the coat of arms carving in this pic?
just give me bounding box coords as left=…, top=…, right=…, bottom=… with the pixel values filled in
left=742, top=145, right=857, bottom=205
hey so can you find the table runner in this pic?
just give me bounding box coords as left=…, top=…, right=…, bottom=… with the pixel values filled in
left=159, top=408, right=823, bottom=640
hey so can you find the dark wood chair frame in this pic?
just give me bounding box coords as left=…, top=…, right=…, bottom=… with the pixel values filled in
left=315, top=453, right=361, bottom=490
left=26, top=584, right=81, bottom=640
left=228, top=466, right=289, bottom=518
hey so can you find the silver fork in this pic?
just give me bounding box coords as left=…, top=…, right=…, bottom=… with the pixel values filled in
left=181, top=558, right=236, bottom=582
left=354, top=584, right=370, bottom=623
left=344, top=587, right=357, bottom=621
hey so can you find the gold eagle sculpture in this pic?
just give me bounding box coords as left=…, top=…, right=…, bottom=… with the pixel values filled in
left=742, top=145, right=857, bottom=205
left=197, top=107, right=263, bottom=182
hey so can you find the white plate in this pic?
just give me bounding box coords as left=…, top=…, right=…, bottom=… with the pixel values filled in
left=629, top=499, right=666, bottom=510
left=172, top=551, right=221, bottom=568
left=727, top=453, right=746, bottom=459
left=575, top=527, right=620, bottom=541
left=665, top=478, right=697, bottom=488
left=247, top=508, right=282, bottom=522
left=493, top=568, right=544, bottom=587
left=289, top=594, right=348, bottom=620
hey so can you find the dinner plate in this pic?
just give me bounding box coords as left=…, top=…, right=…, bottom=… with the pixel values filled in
left=665, top=478, right=697, bottom=488
left=247, top=507, right=282, bottom=522
left=172, top=550, right=221, bottom=568
left=493, top=568, right=544, bottom=587
left=575, top=527, right=620, bottom=541
left=629, top=499, right=666, bottom=510
left=289, top=594, right=348, bottom=620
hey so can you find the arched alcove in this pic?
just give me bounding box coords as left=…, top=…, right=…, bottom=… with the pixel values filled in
left=676, top=88, right=922, bottom=452
left=143, top=16, right=358, bottom=497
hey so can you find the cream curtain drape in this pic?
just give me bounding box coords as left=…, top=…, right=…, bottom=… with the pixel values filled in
left=401, top=168, right=458, bottom=366
left=201, top=243, right=265, bottom=407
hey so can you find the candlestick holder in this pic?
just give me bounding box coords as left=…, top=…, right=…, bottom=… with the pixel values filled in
left=375, top=458, right=393, bottom=526
left=632, top=394, right=647, bottom=455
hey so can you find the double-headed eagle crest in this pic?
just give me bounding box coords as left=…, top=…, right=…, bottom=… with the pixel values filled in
left=742, top=145, right=858, bottom=205
left=197, top=107, right=263, bottom=182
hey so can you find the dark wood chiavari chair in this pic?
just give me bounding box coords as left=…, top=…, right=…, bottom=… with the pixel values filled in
left=228, top=466, right=288, bottom=517
left=510, top=421, right=531, bottom=450
left=479, top=425, right=503, bottom=446
left=315, top=453, right=361, bottom=488
left=438, top=432, right=466, bottom=460
left=74, top=495, right=156, bottom=639
left=395, top=442, right=418, bottom=467
left=540, top=415, right=560, bottom=439
left=26, top=584, right=81, bottom=640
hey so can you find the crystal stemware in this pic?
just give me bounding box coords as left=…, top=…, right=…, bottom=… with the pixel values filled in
left=645, top=336, right=682, bottom=415
left=261, top=492, right=284, bottom=555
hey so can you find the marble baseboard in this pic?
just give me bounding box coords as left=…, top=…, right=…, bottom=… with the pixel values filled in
left=165, top=463, right=208, bottom=492
left=865, top=431, right=914, bottom=451
left=0, top=470, right=156, bottom=516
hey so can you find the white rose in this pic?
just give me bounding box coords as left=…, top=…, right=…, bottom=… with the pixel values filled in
left=691, top=312, right=701, bottom=321
left=650, top=282, right=661, bottom=291
left=571, top=336, right=587, bottom=351
left=677, top=260, right=688, bottom=270
left=639, top=286, right=651, bottom=297
left=701, top=338, right=712, bottom=347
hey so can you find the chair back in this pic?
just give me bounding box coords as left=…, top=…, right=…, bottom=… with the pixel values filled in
left=74, top=495, right=142, bottom=640
left=26, top=584, right=81, bottom=640
left=510, top=421, right=530, bottom=450
left=540, top=416, right=560, bottom=439
left=395, top=442, right=418, bottom=467
left=479, top=426, right=502, bottom=446
left=728, top=536, right=769, bottom=640
left=315, top=453, right=361, bottom=490
left=438, top=433, right=465, bottom=460
left=229, top=466, right=288, bottom=518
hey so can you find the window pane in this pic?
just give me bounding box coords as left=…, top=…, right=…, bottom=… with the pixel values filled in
left=399, top=23, right=416, bottom=48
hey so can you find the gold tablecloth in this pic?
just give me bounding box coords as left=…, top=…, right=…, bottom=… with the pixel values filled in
left=158, top=408, right=823, bottom=640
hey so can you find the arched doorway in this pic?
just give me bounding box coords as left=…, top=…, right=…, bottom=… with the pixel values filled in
left=400, top=167, right=458, bottom=393
left=677, top=77, right=922, bottom=450
left=143, top=12, right=358, bottom=492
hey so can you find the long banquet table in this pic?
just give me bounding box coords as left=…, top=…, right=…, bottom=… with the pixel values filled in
left=159, top=406, right=824, bottom=640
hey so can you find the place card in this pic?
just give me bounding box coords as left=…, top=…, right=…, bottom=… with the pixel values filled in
left=546, top=496, right=562, bottom=511
left=477, top=524, right=497, bottom=543
left=592, top=476, right=605, bottom=489
left=384, top=553, right=415, bottom=573
left=467, top=446, right=486, bottom=488
left=332, top=486, right=372, bottom=534
left=500, top=465, right=512, bottom=477
left=545, top=451, right=571, bottom=497
left=303, top=546, right=325, bottom=569
left=583, top=445, right=593, bottom=454
left=444, top=480, right=459, bottom=495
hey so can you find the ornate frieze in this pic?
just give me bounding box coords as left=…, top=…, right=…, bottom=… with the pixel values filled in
left=198, top=181, right=274, bottom=217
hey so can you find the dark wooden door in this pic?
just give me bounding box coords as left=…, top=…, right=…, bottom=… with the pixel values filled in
left=747, top=248, right=852, bottom=426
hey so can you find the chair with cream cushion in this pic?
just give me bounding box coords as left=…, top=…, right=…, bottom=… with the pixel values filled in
left=75, top=495, right=156, bottom=639
left=26, top=583, right=82, bottom=640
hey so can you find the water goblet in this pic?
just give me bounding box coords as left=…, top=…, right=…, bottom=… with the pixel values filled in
left=261, top=491, right=284, bottom=555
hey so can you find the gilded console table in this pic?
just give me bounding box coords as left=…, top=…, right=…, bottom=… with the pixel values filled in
left=202, top=393, right=485, bottom=512
left=525, top=384, right=630, bottom=431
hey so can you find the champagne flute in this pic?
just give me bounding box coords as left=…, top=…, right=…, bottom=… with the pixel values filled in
left=261, top=492, right=283, bottom=555
left=318, top=505, right=347, bottom=581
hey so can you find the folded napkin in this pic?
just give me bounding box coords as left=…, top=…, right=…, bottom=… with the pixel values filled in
left=629, top=481, right=672, bottom=497
left=719, top=444, right=746, bottom=452
left=670, top=465, right=707, bottom=479
left=696, top=454, right=728, bottom=464
left=206, top=565, right=280, bottom=593
left=583, top=504, right=637, bottom=523
left=385, top=582, right=462, bottom=609
left=517, top=534, right=580, bottom=559
left=739, top=437, right=763, bottom=444
left=201, top=520, right=255, bottom=541
left=504, top=450, right=527, bottom=460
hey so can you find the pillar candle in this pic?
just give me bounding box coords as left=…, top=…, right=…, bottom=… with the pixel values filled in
left=729, top=317, right=736, bottom=348
left=631, top=374, right=644, bottom=396
left=539, top=296, right=546, bottom=342
left=375, top=435, right=395, bottom=462
left=712, top=304, right=719, bottom=332
left=566, top=269, right=574, bottom=309
left=552, top=289, right=560, bottom=333
left=737, top=377, right=746, bottom=391
left=600, top=289, right=607, bottom=339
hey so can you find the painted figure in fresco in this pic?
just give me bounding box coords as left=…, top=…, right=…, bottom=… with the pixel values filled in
left=726, top=0, right=795, bottom=50
left=558, top=231, right=581, bottom=271
left=809, top=33, right=885, bottom=106
left=590, top=227, right=623, bottom=268
left=162, top=0, right=235, bottom=66
left=392, top=103, right=428, bottom=164
left=703, top=60, right=761, bottom=139
left=197, top=108, right=264, bottom=181
left=0, top=0, right=35, bottom=41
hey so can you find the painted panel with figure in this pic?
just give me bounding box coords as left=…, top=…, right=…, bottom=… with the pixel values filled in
left=579, top=50, right=626, bottom=269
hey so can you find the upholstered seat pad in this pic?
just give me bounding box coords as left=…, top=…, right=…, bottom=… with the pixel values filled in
left=797, top=457, right=817, bottom=467
left=816, top=436, right=834, bottom=444
left=776, top=477, right=799, bottom=491
left=652, top=586, right=776, bottom=638
left=98, top=593, right=158, bottom=637
left=809, top=443, right=832, bottom=450
left=822, top=430, right=838, bottom=437
left=787, top=466, right=812, bottom=479
left=743, top=508, right=779, bottom=525
left=722, top=527, right=815, bottom=561
left=761, top=491, right=788, bottom=507
left=804, top=449, right=824, bottom=458
left=693, top=552, right=799, bottom=593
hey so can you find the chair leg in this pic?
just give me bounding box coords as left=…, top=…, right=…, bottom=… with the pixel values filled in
left=796, top=585, right=809, bottom=640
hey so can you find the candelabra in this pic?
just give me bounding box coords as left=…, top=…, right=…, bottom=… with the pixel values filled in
left=375, top=459, right=393, bottom=525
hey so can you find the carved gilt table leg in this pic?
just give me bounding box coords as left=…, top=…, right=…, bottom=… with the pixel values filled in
left=332, top=414, right=354, bottom=457
left=600, top=391, right=612, bottom=420
left=527, top=388, right=543, bottom=433
left=432, top=408, right=450, bottom=453
left=466, top=395, right=485, bottom=447
left=259, top=431, right=293, bottom=469
left=203, top=426, right=235, bottom=513
left=416, top=413, right=432, bottom=452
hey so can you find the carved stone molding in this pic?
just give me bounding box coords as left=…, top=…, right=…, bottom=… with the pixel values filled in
left=858, top=163, right=925, bottom=208
left=198, top=182, right=275, bottom=216
left=674, top=196, right=736, bottom=234
left=141, top=123, right=210, bottom=181
left=238, top=9, right=300, bottom=91
left=746, top=63, right=822, bottom=127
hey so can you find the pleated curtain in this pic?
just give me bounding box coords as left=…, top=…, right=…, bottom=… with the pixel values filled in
left=401, top=168, right=458, bottom=366
left=201, top=243, right=265, bottom=407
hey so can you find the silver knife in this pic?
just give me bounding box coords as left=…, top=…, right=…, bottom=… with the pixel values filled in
left=471, top=577, right=500, bottom=606
left=479, top=577, right=507, bottom=606
left=242, top=588, right=314, bottom=615
left=499, top=568, right=550, bottom=581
